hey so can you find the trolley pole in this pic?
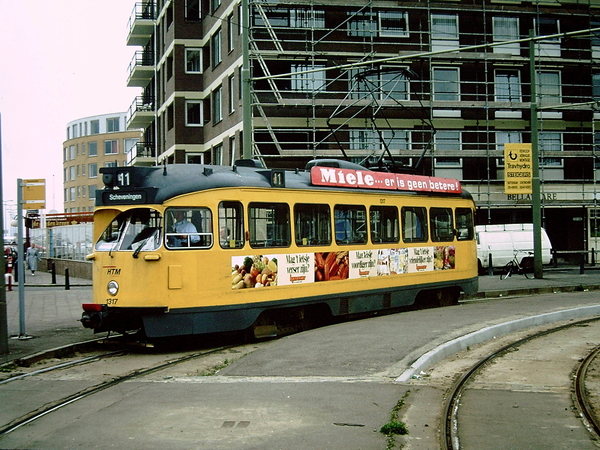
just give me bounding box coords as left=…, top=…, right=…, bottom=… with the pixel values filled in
left=0, top=115, right=7, bottom=354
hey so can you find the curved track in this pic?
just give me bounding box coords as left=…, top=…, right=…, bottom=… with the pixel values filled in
left=441, top=317, right=600, bottom=450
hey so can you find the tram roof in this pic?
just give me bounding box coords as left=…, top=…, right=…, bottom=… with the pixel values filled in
left=96, top=160, right=472, bottom=207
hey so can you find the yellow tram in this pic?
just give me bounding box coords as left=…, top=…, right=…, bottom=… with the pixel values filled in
left=82, top=160, right=478, bottom=338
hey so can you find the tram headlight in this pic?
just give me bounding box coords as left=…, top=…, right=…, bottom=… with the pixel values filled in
left=107, top=280, right=119, bottom=296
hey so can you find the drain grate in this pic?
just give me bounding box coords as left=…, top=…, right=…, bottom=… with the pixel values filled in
left=221, top=421, right=251, bottom=428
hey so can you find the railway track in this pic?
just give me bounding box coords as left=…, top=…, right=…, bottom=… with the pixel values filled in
left=0, top=340, right=257, bottom=439
left=440, top=317, right=600, bottom=450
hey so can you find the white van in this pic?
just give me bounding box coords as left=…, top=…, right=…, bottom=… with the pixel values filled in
left=476, top=224, right=552, bottom=272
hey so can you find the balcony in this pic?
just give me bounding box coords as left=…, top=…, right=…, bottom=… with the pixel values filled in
left=127, top=142, right=156, bottom=166
left=126, top=2, right=156, bottom=46
left=127, top=96, right=155, bottom=129
left=127, top=51, right=155, bottom=87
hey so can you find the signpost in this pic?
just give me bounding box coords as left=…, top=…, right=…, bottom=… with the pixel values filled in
left=504, top=143, right=533, bottom=195
left=15, top=178, right=46, bottom=339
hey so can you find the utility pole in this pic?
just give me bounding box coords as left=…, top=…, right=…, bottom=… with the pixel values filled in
left=0, top=115, right=8, bottom=353
left=529, top=30, right=543, bottom=279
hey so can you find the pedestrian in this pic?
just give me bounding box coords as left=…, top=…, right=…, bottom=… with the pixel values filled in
left=26, top=243, right=41, bottom=276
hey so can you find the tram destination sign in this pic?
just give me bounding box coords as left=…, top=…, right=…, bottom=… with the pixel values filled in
left=310, top=166, right=461, bottom=194
left=101, top=190, right=147, bottom=205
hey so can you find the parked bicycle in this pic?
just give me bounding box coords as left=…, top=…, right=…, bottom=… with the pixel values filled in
left=500, top=250, right=534, bottom=280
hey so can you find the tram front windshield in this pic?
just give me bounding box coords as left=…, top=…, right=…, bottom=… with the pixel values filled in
left=95, top=208, right=162, bottom=252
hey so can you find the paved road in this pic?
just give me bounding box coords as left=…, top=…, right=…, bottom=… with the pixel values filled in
left=0, top=268, right=599, bottom=449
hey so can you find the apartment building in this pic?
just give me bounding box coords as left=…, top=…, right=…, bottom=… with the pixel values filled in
left=63, top=113, right=140, bottom=212
left=125, top=0, right=600, bottom=257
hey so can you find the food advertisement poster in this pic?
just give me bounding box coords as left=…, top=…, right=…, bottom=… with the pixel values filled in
left=348, top=250, right=376, bottom=278
left=231, top=246, right=455, bottom=289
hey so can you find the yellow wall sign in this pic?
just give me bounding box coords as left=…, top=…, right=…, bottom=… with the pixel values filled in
left=22, top=179, right=46, bottom=210
left=504, top=143, right=532, bottom=194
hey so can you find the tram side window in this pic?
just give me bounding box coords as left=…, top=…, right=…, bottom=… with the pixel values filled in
left=218, top=201, right=244, bottom=249
left=294, top=203, right=331, bottom=246
left=430, top=207, right=454, bottom=242
left=334, top=205, right=367, bottom=245
left=455, top=208, right=474, bottom=241
left=249, top=202, right=290, bottom=248
left=402, top=206, right=428, bottom=243
left=165, top=207, right=213, bottom=249
left=370, top=206, right=399, bottom=244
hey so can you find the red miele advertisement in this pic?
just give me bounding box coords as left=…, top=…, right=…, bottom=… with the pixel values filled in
left=309, top=166, right=462, bottom=194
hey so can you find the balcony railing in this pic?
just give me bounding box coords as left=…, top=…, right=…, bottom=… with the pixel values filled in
left=127, top=142, right=156, bottom=165
left=127, top=51, right=155, bottom=87
left=127, top=96, right=155, bottom=129
left=127, top=2, right=156, bottom=46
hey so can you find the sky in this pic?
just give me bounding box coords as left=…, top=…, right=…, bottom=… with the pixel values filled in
left=0, top=0, right=139, bottom=217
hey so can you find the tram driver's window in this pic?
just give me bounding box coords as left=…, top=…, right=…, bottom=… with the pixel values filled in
left=370, top=206, right=399, bottom=244
left=430, top=207, right=454, bottom=242
left=294, top=203, right=331, bottom=246
left=165, top=207, right=212, bottom=249
left=455, top=208, right=474, bottom=241
left=249, top=202, right=290, bottom=248
left=218, top=201, right=244, bottom=249
left=402, top=206, right=428, bottom=243
left=334, top=205, right=367, bottom=245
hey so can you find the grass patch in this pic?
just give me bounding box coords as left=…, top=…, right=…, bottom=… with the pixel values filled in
left=380, top=390, right=410, bottom=449
left=198, top=359, right=230, bottom=376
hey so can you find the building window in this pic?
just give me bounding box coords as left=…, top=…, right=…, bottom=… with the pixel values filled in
left=124, top=138, right=139, bottom=155
left=492, top=17, right=520, bottom=55
left=186, top=153, right=203, bottom=164
left=347, top=11, right=376, bottom=37
left=213, top=143, right=223, bottom=165
left=290, top=9, right=325, bottom=28
left=89, top=164, right=98, bottom=178
left=186, top=100, right=203, bottom=126
left=536, top=70, right=561, bottom=105
left=495, top=131, right=522, bottom=168
left=69, top=145, right=76, bottom=160
left=291, top=64, right=326, bottom=92
left=89, top=185, right=97, bottom=200
left=212, top=0, right=221, bottom=13
left=535, top=16, right=560, bottom=57
left=495, top=69, right=521, bottom=102
left=539, top=132, right=562, bottom=166
left=70, top=187, right=76, bottom=202
left=431, top=14, right=459, bottom=52
left=90, top=120, right=100, bottom=135
left=104, top=140, right=118, bottom=155
left=213, top=86, right=223, bottom=124
left=432, top=67, right=459, bottom=101
left=592, top=73, right=600, bottom=100
left=88, top=141, right=97, bottom=156
left=70, top=166, right=76, bottom=181
left=212, top=28, right=222, bottom=67
left=350, top=129, right=378, bottom=153
left=379, top=11, right=408, bottom=37
left=227, top=13, right=234, bottom=52
left=434, top=131, right=461, bottom=168
left=185, top=49, right=202, bottom=73
left=185, top=0, right=200, bottom=21
left=106, top=117, right=120, bottom=132
left=228, top=74, right=235, bottom=113
left=168, top=104, right=174, bottom=130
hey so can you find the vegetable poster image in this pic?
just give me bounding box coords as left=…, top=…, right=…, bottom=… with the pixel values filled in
left=231, top=246, right=455, bottom=290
